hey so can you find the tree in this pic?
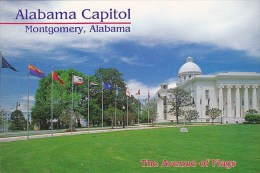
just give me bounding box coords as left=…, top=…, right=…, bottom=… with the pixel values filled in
left=32, top=69, right=86, bottom=129
left=140, top=98, right=157, bottom=123
left=122, top=95, right=139, bottom=125
left=244, top=109, right=259, bottom=123
left=184, top=109, right=199, bottom=122
left=206, top=108, right=221, bottom=124
left=31, top=67, right=139, bottom=129
left=104, top=106, right=115, bottom=127
left=168, top=87, right=193, bottom=124
left=9, top=110, right=26, bottom=130
left=94, top=68, right=139, bottom=126
left=94, top=68, right=126, bottom=111
left=245, top=109, right=259, bottom=115
left=59, top=110, right=71, bottom=128
left=0, top=109, right=5, bottom=129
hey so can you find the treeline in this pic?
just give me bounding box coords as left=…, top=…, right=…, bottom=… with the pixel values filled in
left=31, top=68, right=156, bottom=130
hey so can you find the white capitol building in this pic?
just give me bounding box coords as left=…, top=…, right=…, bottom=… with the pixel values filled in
left=156, top=57, right=260, bottom=123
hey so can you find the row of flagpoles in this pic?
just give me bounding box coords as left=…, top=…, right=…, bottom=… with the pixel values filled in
left=1, top=53, right=152, bottom=138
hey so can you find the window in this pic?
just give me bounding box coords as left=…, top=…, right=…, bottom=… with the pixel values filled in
left=164, top=106, right=168, bottom=113
left=163, top=98, right=167, bottom=105
left=164, top=113, right=167, bottom=120
left=205, top=105, right=210, bottom=115
left=205, top=90, right=209, bottom=100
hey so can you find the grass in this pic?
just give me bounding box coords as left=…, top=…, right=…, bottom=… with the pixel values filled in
left=0, top=124, right=259, bottom=173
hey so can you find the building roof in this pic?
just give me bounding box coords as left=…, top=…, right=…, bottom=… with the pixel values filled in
left=179, top=72, right=260, bottom=87
left=178, top=57, right=202, bottom=74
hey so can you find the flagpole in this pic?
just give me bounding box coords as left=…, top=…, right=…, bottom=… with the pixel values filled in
left=87, top=77, right=90, bottom=133
left=127, top=96, right=129, bottom=128
left=148, top=99, right=150, bottom=126
left=27, top=60, right=30, bottom=139
left=0, top=51, right=2, bottom=107
left=200, top=86, right=202, bottom=123
left=51, top=70, right=54, bottom=136
left=102, top=82, right=104, bottom=131
left=114, top=85, right=117, bottom=129
left=138, top=95, right=140, bottom=127
left=0, top=51, right=2, bottom=93
left=71, top=74, right=73, bottom=134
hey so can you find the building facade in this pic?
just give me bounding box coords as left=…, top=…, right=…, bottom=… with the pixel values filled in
left=156, top=57, right=260, bottom=123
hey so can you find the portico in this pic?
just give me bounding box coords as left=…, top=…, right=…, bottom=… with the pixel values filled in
left=218, top=84, right=259, bottom=123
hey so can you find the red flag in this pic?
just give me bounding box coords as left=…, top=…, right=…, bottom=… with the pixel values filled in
left=89, top=81, right=98, bottom=86
left=135, top=89, right=140, bottom=95
left=126, top=89, right=131, bottom=97
left=52, top=71, right=65, bottom=85
left=73, top=75, right=84, bottom=85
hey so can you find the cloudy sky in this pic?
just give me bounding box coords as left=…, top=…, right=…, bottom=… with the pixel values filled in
left=0, top=0, right=259, bottom=111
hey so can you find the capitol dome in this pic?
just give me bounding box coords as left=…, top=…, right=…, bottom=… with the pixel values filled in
left=178, top=57, right=202, bottom=74
left=177, top=57, right=202, bottom=86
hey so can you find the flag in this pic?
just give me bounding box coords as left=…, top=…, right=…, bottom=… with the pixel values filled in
left=135, top=89, right=140, bottom=95
left=1, top=56, right=18, bottom=72
left=29, top=64, right=45, bottom=78
left=52, top=71, right=65, bottom=85
left=89, top=81, right=98, bottom=86
left=103, top=82, right=112, bottom=90
left=126, top=89, right=131, bottom=97
left=115, top=84, right=120, bottom=97
left=73, top=75, right=83, bottom=85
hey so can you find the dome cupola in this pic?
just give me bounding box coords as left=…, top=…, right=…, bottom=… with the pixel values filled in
left=177, top=57, right=202, bottom=86
left=178, top=57, right=202, bottom=74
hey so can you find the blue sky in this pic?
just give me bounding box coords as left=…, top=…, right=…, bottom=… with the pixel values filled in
left=0, top=0, right=259, bottom=111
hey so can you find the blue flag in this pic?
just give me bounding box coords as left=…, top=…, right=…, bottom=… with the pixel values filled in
left=103, top=82, right=112, bottom=90
left=29, top=64, right=45, bottom=78
left=1, top=56, right=18, bottom=72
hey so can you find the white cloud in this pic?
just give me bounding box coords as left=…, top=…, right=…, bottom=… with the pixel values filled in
left=0, top=95, right=35, bottom=112
left=21, top=95, right=35, bottom=102
left=119, top=56, right=153, bottom=66
left=126, top=78, right=177, bottom=99
left=120, top=56, right=138, bottom=65
left=0, top=0, right=259, bottom=60
left=15, top=95, right=35, bottom=112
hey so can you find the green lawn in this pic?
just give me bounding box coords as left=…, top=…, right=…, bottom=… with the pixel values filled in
left=0, top=125, right=259, bottom=173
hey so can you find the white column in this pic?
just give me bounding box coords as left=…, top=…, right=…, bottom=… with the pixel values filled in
left=227, top=85, right=232, bottom=117
left=244, top=86, right=249, bottom=112
left=218, top=86, right=224, bottom=123
left=235, top=86, right=241, bottom=117
left=200, top=86, right=204, bottom=120
left=218, top=86, right=224, bottom=111
left=252, top=85, right=258, bottom=110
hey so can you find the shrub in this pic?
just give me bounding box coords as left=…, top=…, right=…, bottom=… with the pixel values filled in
left=245, top=114, right=260, bottom=124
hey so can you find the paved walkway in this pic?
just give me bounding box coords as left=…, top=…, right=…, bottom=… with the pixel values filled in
left=0, top=124, right=214, bottom=143
left=0, top=125, right=161, bottom=143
